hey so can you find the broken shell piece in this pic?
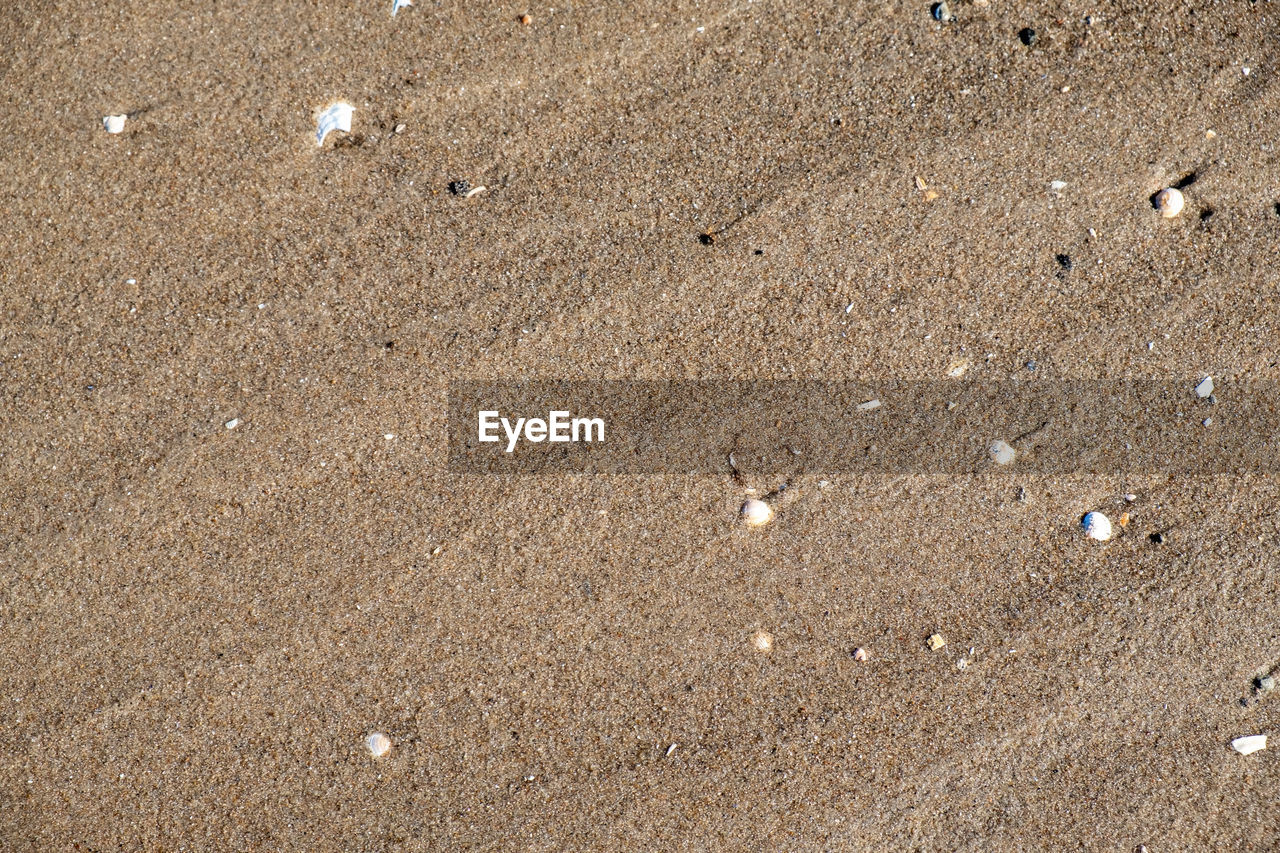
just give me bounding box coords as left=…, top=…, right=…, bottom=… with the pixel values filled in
left=464, top=185, right=487, bottom=199
left=366, top=732, right=392, bottom=758
left=741, top=499, right=773, bottom=527
left=1155, top=187, right=1184, bottom=219
left=103, top=114, right=127, bottom=133
left=751, top=630, right=774, bottom=653
left=1082, top=511, right=1112, bottom=541
left=1195, top=376, right=1214, bottom=398
left=392, top=0, right=412, bottom=15
left=1231, top=734, right=1266, bottom=756
left=988, top=440, right=1016, bottom=465
left=857, top=399, right=881, bottom=411
left=852, top=647, right=869, bottom=662
left=316, top=102, right=354, bottom=146
left=224, top=418, right=240, bottom=430
left=927, top=634, right=947, bottom=651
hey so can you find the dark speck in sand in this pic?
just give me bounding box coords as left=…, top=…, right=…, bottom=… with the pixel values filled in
left=1018, top=27, right=1036, bottom=46
left=699, top=232, right=716, bottom=246
left=449, top=180, right=471, bottom=196
left=1055, top=253, right=1072, bottom=271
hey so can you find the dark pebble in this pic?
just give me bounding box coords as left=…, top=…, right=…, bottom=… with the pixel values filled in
left=448, top=180, right=471, bottom=196
left=1018, top=27, right=1036, bottom=46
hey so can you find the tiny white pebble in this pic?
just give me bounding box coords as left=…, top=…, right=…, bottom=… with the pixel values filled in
left=1195, top=376, right=1214, bottom=398
left=1155, top=187, right=1184, bottom=218
left=1082, top=511, right=1112, bottom=541
left=988, top=439, right=1016, bottom=465
left=1049, top=180, right=1067, bottom=192
left=126, top=278, right=136, bottom=285
left=1231, top=734, right=1266, bottom=755
left=1124, top=493, right=1138, bottom=502
left=395, top=123, right=406, bottom=134
left=752, top=630, right=774, bottom=652
left=224, top=418, right=240, bottom=430
left=258, top=303, right=266, bottom=309
left=103, top=114, right=127, bottom=133
left=384, top=433, right=395, bottom=440
left=741, top=498, right=773, bottom=527
left=852, top=647, right=869, bottom=662
left=366, top=732, right=392, bottom=757
left=1242, top=66, right=1251, bottom=76
left=666, top=743, right=678, bottom=756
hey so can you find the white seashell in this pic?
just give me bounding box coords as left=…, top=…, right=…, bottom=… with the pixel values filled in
left=392, top=0, right=412, bottom=15
left=224, top=418, right=240, bottom=430
left=366, top=732, right=392, bottom=758
left=751, top=630, right=774, bottom=652
left=857, top=399, right=881, bottom=411
left=316, top=103, right=354, bottom=146
left=988, top=439, right=1016, bottom=465
left=1231, top=734, right=1266, bottom=756
left=1195, top=376, right=1214, bottom=398
left=1082, top=511, right=1112, bottom=541
left=1155, top=187, right=1184, bottom=218
left=103, top=114, right=127, bottom=133
left=741, top=498, right=773, bottom=527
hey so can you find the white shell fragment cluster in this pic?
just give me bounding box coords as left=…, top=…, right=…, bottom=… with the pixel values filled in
left=366, top=732, right=392, bottom=758
left=1081, top=511, right=1113, bottom=541
left=1155, top=187, right=1184, bottom=218
left=741, top=498, right=773, bottom=527
left=316, top=102, right=354, bottom=146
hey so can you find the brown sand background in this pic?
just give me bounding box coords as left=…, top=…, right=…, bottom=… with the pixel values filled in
left=3, top=0, right=1280, bottom=848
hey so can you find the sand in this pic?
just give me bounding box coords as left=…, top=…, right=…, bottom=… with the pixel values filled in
left=3, top=0, right=1280, bottom=848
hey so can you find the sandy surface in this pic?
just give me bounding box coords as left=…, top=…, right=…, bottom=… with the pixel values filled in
left=3, top=0, right=1280, bottom=848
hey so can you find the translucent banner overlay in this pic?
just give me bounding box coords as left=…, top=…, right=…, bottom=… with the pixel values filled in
left=447, top=381, right=1279, bottom=474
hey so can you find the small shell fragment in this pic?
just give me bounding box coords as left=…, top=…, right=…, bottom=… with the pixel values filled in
left=1195, top=376, right=1214, bottom=398
left=464, top=185, right=487, bottom=199
left=1155, top=187, right=1184, bottom=218
left=927, top=634, right=947, bottom=651
left=392, top=0, right=412, bottom=15
left=857, top=399, right=882, bottom=411
left=988, top=439, right=1016, bottom=465
left=366, top=732, right=392, bottom=758
left=1231, top=734, right=1266, bottom=756
left=103, top=114, right=127, bottom=134
left=225, top=418, right=240, bottom=430
left=1082, top=511, right=1113, bottom=541
left=316, top=102, right=354, bottom=146
left=741, top=499, right=773, bottom=527
left=852, top=647, right=869, bottom=662
left=751, top=630, right=774, bottom=653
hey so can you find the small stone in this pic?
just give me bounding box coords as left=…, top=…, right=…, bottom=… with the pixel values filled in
left=752, top=630, right=774, bottom=653
left=1124, top=493, right=1138, bottom=502
left=741, top=498, right=773, bottom=527
left=931, top=2, right=955, bottom=22
left=1149, top=531, right=1165, bottom=544
left=449, top=180, right=471, bottom=196
left=1155, top=187, right=1185, bottom=218
left=927, top=633, right=947, bottom=651
left=366, top=732, right=392, bottom=758
left=989, top=439, right=1016, bottom=465
left=103, top=114, right=127, bottom=134
left=1018, top=27, right=1036, bottom=46
left=852, top=647, right=869, bottom=662
left=394, top=123, right=406, bottom=134
left=520, top=13, right=532, bottom=25
left=1082, top=511, right=1112, bottom=541
left=1195, top=376, right=1214, bottom=398
left=1258, top=675, right=1276, bottom=693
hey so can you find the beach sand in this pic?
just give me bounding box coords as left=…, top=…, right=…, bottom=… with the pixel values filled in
left=3, top=0, right=1279, bottom=848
